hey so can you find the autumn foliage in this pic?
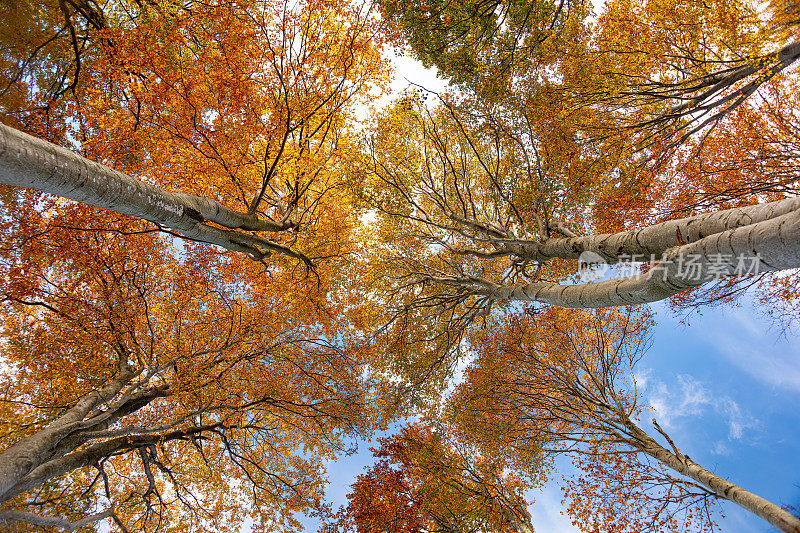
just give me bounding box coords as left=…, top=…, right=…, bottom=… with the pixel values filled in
left=2, top=0, right=800, bottom=531
left=334, top=425, right=536, bottom=533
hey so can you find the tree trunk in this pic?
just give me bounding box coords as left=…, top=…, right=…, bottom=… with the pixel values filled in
left=0, top=370, right=134, bottom=502
left=472, top=201, right=800, bottom=308
left=506, top=513, right=535, bottom=533
left=0, top=423, right=218, bottom=505
left=0, top=508, right=115, bottom=531
left=0, top=123, right=300, bottom=260
left=639, top=436, right=800, bottom=533
left=508, top=198, right=800, bottom=263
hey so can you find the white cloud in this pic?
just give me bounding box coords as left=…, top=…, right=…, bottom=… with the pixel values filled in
left=632, top=367, right=653, bottom=390
left=649, top=374, right=712, bottom=426
left=529, top=481, right=580, bottom=533
left=644, top=373, right=759, bottom=442
left=711, top=441, right=732, bottom=456
left=718, top=397, right=759, bottom=440
left=353, top=50, right=452, bottom=122
left=706, top=308, right=800, bottom=391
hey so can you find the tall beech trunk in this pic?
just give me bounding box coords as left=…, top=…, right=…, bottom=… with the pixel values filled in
left=506, top=198, right=800, bottom=263
left=428, top=198, right=800, bottom=308
left=0, top=508, right=115, bottom=531
left=0, top=369, right=134, bottom=502
left=635, top=431, right=800, bottom=533
left=0, top=123, right=305, bottom=261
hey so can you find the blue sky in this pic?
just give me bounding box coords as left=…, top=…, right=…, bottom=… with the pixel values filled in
left=525, top=297, right=800, bottom=532
left=621, top=300, right=800, bottom=532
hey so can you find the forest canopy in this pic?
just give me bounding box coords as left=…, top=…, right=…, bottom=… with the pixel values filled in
left=0, top=0, right=799, bottom=531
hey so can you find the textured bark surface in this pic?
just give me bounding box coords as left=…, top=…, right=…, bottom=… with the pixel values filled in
left=0, top=368, right=134, bottom=502
left=0, top=124, right=299, bottom=260
left=639, top=434, right=800, bottom=533
left=509, top=198, right=800, bottom=263
left=469, top=201, right=800, bottom=307
left=0, top=508, right=115, bottom=531
left=506, top=513, right=535, bottom=533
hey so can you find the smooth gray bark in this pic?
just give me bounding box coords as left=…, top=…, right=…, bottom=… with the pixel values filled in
left=0, top=368, right=134, bottom=502
left=503, top=509, right=535, bottom=533
left=454, top=200, right=800, bottom=308
left=508, top=198, right=800, bottom=263
left=637, top=432, right=800, bottom=533
left=0, top=422, right=216, bottom=506
left=0, top=507, right=115, bottom=531
left=0, top=123, right=301, bottom=260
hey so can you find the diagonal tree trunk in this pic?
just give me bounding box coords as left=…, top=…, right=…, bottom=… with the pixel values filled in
left=506, top=197, right=800, bottom=263
left=633, top=428, right=800, bottom=533
left=0, top=507, right=116, bottom=531
left=421, top=198, right=800, bottom=308
left=0, top=422, right=218, bottom=507
left=0, top=123, right=307, bottom=262
left=0, top=368, right=137, bottom=502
